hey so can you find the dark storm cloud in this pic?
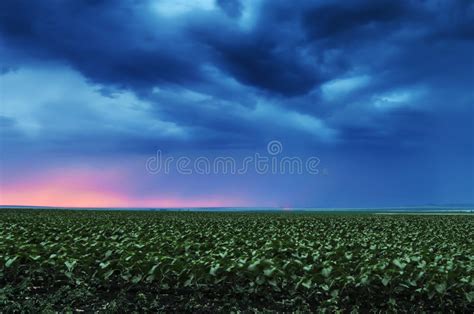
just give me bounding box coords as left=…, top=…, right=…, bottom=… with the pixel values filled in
left=302, top=0, right=409, bottom=39
left=0, top=0, right=206, bottom=91
left=0, top=0, right=473, bottom=154
left=198, top=32, right=320, bottom=96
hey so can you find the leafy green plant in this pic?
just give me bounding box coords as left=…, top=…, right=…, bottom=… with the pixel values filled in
left=0, top=209, right=473, bottom=312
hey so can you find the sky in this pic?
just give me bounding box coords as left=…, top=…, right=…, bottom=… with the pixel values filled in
left=0, top=0, right=473, bottom=208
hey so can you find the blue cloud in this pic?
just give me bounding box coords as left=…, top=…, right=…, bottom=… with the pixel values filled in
left=0, top=0, right=473, bottom=206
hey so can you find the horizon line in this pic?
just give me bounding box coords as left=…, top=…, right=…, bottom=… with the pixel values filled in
left=1, top=204, right=474, bottom=210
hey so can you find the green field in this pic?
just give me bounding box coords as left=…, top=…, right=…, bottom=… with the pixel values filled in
left=1, top=209, right=473, bottom=312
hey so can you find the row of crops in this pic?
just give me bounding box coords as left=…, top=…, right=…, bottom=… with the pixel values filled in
left=1, top=209, right=473, bottom=311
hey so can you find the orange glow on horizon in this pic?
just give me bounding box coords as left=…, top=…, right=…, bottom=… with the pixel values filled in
left=0, top=168, right=247, bottom=208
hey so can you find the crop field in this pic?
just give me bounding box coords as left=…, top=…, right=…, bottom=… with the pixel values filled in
left=1, top=209, right=473, bottom=312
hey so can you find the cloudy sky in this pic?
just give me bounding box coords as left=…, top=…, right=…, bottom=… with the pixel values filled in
left=0, top=0, right=473, bottom=208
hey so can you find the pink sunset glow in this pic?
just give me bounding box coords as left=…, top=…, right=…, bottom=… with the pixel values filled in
left=0, top=167, right=248, bottom=208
